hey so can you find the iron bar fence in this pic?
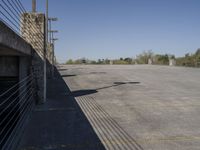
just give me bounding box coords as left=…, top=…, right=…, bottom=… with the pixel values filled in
left=0, top=1, right=47, bottom=148
left=0, top=0, right=45, bottom=57
left=0, top=0, right=25, bottom=35
left=0, top=74, right=35, bottom=150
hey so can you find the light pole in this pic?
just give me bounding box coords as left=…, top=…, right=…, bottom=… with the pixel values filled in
left=49, top=30, right=58, bottom=44
left=42, top=0, right=48, bottom=103
left=48, top=18, right=58, bottom=43
left=49, top=30, right=58, bottom=77
left=48, top=17, right=58, bottom=78
left=52, top=38, right=58, bottom=77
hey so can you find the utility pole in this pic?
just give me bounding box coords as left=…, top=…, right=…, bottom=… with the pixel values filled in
left=48, top=16, right=58, bottom=78
left=48, top=18, right=58, bottom=43
left=43, top=0, right=48, bottom=103
left=32, top=0, right=36, bottom=12
left=49, top=30, right=58, bottom=77
left=52, top=38, right=58, bottom=77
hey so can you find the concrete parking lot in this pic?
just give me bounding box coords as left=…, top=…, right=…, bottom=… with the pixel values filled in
left=61, top=65, right=200, bottom=150
left=18, top=65, right=200, bottom=150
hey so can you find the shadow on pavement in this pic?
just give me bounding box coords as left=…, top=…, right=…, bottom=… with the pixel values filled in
left=57, top=68, right=68, bottom=71
left=17, top=68, right=106, bottom=150
left=71, top=90, right=98, bottom=97
left=61, top=74, right=77, bottom=77
left=70, top=81, right=140, bottom=98
left=114, top=82, right=141, bottom=85
left=89, top=72, right=107, bottom=75
left=96, top=81, right=141, bottom=91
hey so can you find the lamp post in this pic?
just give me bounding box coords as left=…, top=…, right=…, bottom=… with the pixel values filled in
left=48, top=18, right=58, bottom=43
left=51, top=38, right=58, bottom=77
left=49, top=30, right=58, bottom=44
left=48, top=30, right=58, bottom=77
left=48, top=16, right=58, bottom=78
left=52, top=38, right=58, bottom=44
left=42, top=0, right=48, bottom=103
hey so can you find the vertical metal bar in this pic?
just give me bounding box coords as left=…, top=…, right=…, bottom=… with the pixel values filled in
left=52, top=43, right=55, bottom=77
left=52, top=34, right=55, bottom=77
left=46, top=0, right=48, bottom=44
left=49, top=20, right=51, bottom=43
left=43, top=0, right=48, bottom=103
left=51, top=26, right=54, bottom=44
left=32, top=0, right=36, bottom=12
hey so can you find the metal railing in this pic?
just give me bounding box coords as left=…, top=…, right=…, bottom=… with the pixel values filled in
left=0, top=1, right=47, bottom=148
left=0, top=74, right=35, bottom=150
left=0, top=0, right=45, bottom=57
left=0, top=0, right=25, bottom=34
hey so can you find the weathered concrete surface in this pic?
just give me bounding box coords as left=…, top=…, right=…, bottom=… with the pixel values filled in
left=0, top=56, right=19, bottom=76
left=0, top=21, right=31, bottom=56
left=21, top=13, right=45, bottom=59
left=21, top=12, right=46, bottom=103
left=61, top=65, right=200, bottom=150
left=17, top=69, right=106, bottom=150
left=18, top=65, right=200, bottom=150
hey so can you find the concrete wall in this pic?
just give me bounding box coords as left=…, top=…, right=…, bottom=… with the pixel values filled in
left=19, top=57, right=31, bottom=80
left=21, top=13, right=45, bottom=59
left=0, top=56, right=31, bottom=92
left=0, top=21, right=31, bottom=56
left=21, top=12, right=46, bottom=104
left=0, top=12, right=48, bottom=104
left=0, top=56, right=19, bottom=77
left=0, top=10, right=49, bottom=149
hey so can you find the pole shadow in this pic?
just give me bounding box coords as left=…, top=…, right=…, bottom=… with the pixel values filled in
left=71, top=90, right=98, bottom=97
left=18, top=68, right=106, bottom=150
left=61, top=74, right=77, bottom=77
left=60, top=71, right=143, bottom=150
left=68, top=81, right=141, bottom=98
left=57, top=69, right=68, bottom=71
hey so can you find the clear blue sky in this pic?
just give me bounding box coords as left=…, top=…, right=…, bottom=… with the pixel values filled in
left=22, top=0, right=200, bottom=63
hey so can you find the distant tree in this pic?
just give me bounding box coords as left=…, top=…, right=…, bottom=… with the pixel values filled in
left=155, top=54, right=169, bottom=65
left=105, top=59, right=110, bottom=64
left=195, top=48, right=200, bottom=55
left=120, top=58, right=124, bottom=61
left=97, top=59, right=102, bottom=64
left=113, top=59, right=129, bottom=64
left=74, top=59, right=82, bottom=64
left=136, top=50, right=154, bottom=64
left=196, top=54, right=200, bottom=67
left=185, top=53, right=190, bottom=58
left=176, top=52, right=198, bottom=67
left=195, top=49, right=200, bottom=67
left=90, top=60, right=97, bottom=64
left=66, top=59, right=74, bottom=64
left=81, top=59, right=86, bottom=64
left=168, top=54, right=175, bottom=59
left=124, top=58, right=133, bottom=64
